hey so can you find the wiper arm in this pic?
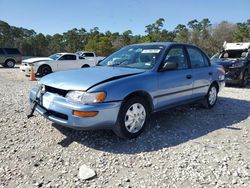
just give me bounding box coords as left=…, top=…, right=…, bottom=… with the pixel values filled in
left=109, top=59, right=128, bottom=66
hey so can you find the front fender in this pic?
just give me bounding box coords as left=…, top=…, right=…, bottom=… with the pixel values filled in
left=35, top=61, right=56, bottom=71
left=88, top=72, right=157, bottom=104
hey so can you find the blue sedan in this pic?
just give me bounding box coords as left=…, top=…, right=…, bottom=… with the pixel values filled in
left=28, top=42, right=225, bottom=138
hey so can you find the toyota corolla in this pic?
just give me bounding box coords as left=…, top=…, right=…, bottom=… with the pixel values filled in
left=28, top=42, right=225, bottom=138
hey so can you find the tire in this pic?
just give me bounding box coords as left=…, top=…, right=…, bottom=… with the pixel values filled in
left=202, top=84, right=218, bottom=109
left=240, top=70, right=248, bottom=88
left=38, top=65, right=52, bottom=77
left=5, top=59, right=16, bottom=68
left=114, top=97, right=149, bottom=139
left=81, top=64, right=90, bottom=68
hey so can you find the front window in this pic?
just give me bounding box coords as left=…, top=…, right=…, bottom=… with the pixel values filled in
left=98, top=45, right=165, bottom=69
left=49, top=53, right=62, bottom=60
left=163, top=46, right=188, bottom=70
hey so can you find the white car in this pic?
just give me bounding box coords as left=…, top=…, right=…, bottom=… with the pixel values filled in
left=20, top=53, right=95, bottom=76
left=75, top=51, right=105, bottom=64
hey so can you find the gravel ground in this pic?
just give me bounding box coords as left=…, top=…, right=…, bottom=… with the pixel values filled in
left=0, top=67, right=250, bottom=188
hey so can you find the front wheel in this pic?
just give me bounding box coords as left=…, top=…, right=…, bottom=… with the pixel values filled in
left=202, top=84, right=218, bottom=109
left=38, top=65, right=52, bottom=77
left=114, top=97, right=149, bottom=139
left=240, top=70, right=248, bottom=87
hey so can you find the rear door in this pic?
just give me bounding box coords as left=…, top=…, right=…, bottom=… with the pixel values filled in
left=0, top=48, right=5, bottom=64
left=82, top=52, right=96, bottom=64
left=156, top=45, right=193, bottom=110
left=186, top=46, right=212, bottom=98
left=57, top=54, right=77, bottom=71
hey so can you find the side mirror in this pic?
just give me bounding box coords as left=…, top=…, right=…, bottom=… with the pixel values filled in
left=160, top=61, right=178, bottom=71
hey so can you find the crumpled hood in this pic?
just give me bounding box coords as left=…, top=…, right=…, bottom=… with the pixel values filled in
left=39, top=66, right=145, bottom=91
left=22, top=57, right=52, bottom=63
left=214, top=58, right=246, bottom=68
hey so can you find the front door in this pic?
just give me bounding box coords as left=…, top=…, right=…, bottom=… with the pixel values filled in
left=156, top=45, right=193, bottom=110
left=57, top=54, right=77, bottom=71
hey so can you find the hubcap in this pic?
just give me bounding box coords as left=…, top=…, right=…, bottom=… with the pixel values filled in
left=42, top=67, right=49, bottom=75
left=124, top=103, right=146, bottom=133
left=208, top=87, right=217, bottom=105
left=7, top=61, right=14, bottom=67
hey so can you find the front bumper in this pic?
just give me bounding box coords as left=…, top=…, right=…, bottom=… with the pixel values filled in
left=29, top=88, right=121, bottom=130
left=224, top=67, right=243, bottom=84
left=20, top=64, right=38, bottom=75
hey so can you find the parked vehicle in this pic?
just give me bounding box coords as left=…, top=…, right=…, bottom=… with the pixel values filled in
left=20, top=53, right=95, bottom=77
left=75, top=51, right=105, bottom=65
left=211, top=42, right=250, bottom=87
left=28, top=42, right=225, bottom=138
left=0, top=48, right=22, bottom=68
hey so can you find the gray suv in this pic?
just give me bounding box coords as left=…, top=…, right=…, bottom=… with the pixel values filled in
left=0, top=48, right=22, bottom=68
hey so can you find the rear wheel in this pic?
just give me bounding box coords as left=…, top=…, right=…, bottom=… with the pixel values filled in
left=202, top=84, right=218, bottom=109
left=5, top=59, right=16, bottom=68
left=38, top=65, right=52, bottom=77
left=240, top=70, right=248, bottom=87
left=81, top=64, right=90, bottom=68
left=114, top=97, right=149, bottom=139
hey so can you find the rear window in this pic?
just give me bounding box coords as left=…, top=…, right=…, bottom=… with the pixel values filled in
left=0, top=48, right=5, bottom=55
left=83, top=52, right=94, bottom=57
left=4, top=48, right=21, bottom=55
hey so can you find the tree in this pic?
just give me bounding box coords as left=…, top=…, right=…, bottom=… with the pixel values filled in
left=174, top=24, right=190, bottom=42
left=234, top=21, right=250, bottom=42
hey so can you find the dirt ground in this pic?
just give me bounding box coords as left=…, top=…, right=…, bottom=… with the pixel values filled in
left=0, top=67, right=249, bottom=188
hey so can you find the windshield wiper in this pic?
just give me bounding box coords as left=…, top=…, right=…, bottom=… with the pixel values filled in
left=108, top=59, right=128, bottom=67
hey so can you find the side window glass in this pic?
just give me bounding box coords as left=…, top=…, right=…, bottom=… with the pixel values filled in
left=0, top=48, right=5, bottom=55
left=187, top=47, right=207, bottom=68
left=164, top=46, right=188, bottom=70
left=83, top=53, right=94, bottom=57
left=59, top=55, right=66, bottom=60
left=69, top=55, right=76, bottom=60
left=203, top=55, right=210, bottom=66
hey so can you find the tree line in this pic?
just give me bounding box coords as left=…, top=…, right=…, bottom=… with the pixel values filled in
left=0, top=18, right=249, bottom=57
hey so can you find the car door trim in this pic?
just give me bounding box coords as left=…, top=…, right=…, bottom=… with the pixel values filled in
left=154, top=84, right=209, bottom=99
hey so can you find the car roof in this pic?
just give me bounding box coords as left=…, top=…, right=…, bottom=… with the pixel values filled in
left=129, top=42, right=197, bottom=47
left=57, top=52, right=77, bottom=56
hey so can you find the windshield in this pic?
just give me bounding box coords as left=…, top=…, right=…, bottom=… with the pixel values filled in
left=98, top=45, right=165, bottom=69
left=49, top=53, right=62, bottom=60
left=220, top=50, right=247, bottom=59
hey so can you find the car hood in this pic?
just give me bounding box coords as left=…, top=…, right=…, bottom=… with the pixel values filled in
left=39, top=66, right=145, bottom=91
left=22, top=57, right=52, bottom=63
left=214, top=58, right=246, bottom=68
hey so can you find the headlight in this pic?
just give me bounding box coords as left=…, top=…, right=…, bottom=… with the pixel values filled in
left=230, top=62, right=244, bottom=68
left=65, top=91, right=106, bottom=104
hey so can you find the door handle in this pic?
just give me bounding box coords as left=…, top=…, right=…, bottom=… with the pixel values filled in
left=186, top=75, right=192, bottom=79
left=208, top=72, right=213, bottom=75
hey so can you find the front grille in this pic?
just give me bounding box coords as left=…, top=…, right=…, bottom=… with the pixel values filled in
left=47, top=110, right=68, bottom=120
left=45, top=86, right=68, bottom=97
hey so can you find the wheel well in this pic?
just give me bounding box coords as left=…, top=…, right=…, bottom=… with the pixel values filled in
left=5, top=59, right=16, bottom=63
left=82, top=64, right=90, bottom=68
left=211, top=81, right=219, bottom=92
left=38, top=64, right=52, bottom=71
left=123, top=91, right=154, bottom=113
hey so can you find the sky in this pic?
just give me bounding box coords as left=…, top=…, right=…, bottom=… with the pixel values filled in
left=0, top=0, right=249, bottom=35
